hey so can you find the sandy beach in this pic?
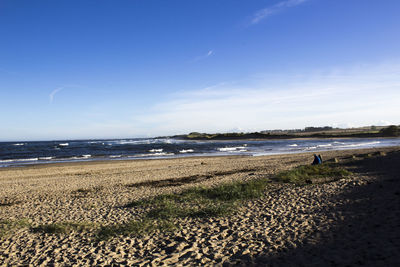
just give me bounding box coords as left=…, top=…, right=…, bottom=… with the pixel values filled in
left=1, top=146, right=399, bottom=266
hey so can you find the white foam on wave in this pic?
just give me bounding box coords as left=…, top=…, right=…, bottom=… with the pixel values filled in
left=317, top=144, right=332, bottom=148
left=88, top=141, right=106, bottom=145
left=149, top=148, right=163, bottom=152
left=333, top=141, right=346, bottom=145
left=109, top=155, right=122, bottom=158
left=337, top=141, right=381, bottom=148
left=117, top=140, right=146, bottom=145
left=218, top=146, right=247, bottom=152
left=0, top=159, right=14, bottom=163
left=58, top=143, right=69, bottom=147
left=149, top=152, right=173, bottom=156
left=131, top=152, right=175, bottom=157
left=288, top=144, right=298, bottom=147
left=39, top=157, right=54, bottom=160
left=179, top=149, right=194, bottom=153
left=13, top=143, right=25, bottom=146
left=69, top=155, right=92, bottom=160
left=0, top=158, right=39, bottom=163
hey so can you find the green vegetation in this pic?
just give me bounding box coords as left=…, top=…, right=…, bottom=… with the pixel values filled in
left=276, top=164, right=351, bottom=184
left=186, top=132, right=275, bottom=140
left=72, top=188, right=93, bottom=194
left=1, top=161, right=356, bottom=240
left=380, top=125, right=400, bottom=136
left=71, top=186, right=103, bottom=197
left=0, top=200, right=21, bottom=207
left=130, top=178, right=270, bottom=206
left=179, top=125, right=398, bottom=140
left=0, top=219, right=30, bottom=238
left=90, top=178, right=270, bottom=240
left=97, top=219, right=176, bottom=240
left=31, top=221, right=93, bottom=234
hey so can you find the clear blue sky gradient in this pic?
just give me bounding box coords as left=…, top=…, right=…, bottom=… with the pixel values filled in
left=1, top=0, right=400, bottom=141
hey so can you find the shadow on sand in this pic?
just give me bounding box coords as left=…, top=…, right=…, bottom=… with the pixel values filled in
left=239, top=151, right=400, bottom=266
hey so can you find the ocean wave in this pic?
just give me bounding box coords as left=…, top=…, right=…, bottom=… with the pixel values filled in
left=179, top=149, right=194, bottom=153
left=88, top=141, right=106, bottom=144
left=114, top=138, right=173, bottom=145
left=149, top=148, right=163, bottom=152
left=218, top=146, right=247, bottom=152
left=333, top=141, right=346, bottom=144
left=58, top=143, right=69, bottom=147
left=337, top=141, right=381, bottom=148
left=109, top=155, right=122, bottom=158
left=288, top=144, right=298, bottom=147
left=117, top=140, right=147, bottom=145
left=317, top=144, right=332, bottom=148
left=39, top=157, right=54, bottom=160
left=69, top=155, right=92, bottom=160
left=305, top=146, right=317, bottom=150
left=131, top=152, right=175, bottom=157
left=0, top=158, right=39, bottom=163
left=13, top=143, right=25, bottom=146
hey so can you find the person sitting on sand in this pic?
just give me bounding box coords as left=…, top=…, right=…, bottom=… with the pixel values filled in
left=312, top=154, right=322, bottom=165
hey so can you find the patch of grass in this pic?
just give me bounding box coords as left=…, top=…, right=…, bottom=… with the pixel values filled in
left=0, top=201, right=21, bottom=207
left=71, top=186, right=103, bottom=198
left=31, top=221, right=93, bottom=234
left=73, top=188, right=92, bottom=194
left=186, top=178, right=270, bottom=201
left=185, top=203, right=234, bottom=218
left=0, top=219, right=30, bottom=238
left=110, top=178, right=271, bottom=239
left=96, top=219, right=176, bottom=240
left=127, top=178, right=271, bottom=208
left=276, top=164, right=351, bottom=184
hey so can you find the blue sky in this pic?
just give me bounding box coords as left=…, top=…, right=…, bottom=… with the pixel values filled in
left=1, top=0, right=400, bottom=141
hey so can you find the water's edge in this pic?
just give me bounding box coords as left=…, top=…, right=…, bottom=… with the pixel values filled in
left=1, top=137, right=399, bottom=168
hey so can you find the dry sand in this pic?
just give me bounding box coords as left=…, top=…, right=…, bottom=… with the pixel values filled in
left=0, top=146, right=399, bottom=266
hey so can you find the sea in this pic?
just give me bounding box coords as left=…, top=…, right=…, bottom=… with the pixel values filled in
left=1, top=137, right=399, bottom=168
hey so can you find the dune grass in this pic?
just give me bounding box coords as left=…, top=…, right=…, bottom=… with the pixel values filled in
left=0, top=219, right=30, bottom=238
left=97, top=164, right=351, bottom=239
left=97, top=219, right=176, bottom=240
left=276, top=163, right=351, bottom=184
left=31, top=221, right=94, bottom=234
left=3, top=162, right=353, bottom=240
left=125, top=178, right=271, bottom=219
left=89, top=178, right=271, bottom=240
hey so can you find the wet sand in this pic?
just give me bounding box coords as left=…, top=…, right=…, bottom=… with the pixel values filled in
left=1, top=146, right=399, bottom=266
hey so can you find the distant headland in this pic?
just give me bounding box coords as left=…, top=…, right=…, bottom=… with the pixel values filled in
left=169, top=125, right=400, bottom=140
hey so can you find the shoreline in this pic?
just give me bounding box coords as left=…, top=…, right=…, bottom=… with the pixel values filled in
left=1, top=146, right=399, bottom=265
left=1, top=141, right=399, bottom=170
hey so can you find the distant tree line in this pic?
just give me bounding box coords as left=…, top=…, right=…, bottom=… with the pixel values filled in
left=304, top=126, right=334, bottom=132
left=380, top=125, right=400, bottom=136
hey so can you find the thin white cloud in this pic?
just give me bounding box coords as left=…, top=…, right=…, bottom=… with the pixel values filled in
left=251, top=0, right=308, bottom=24
left=193, top=50, right=214, bottom=62
left=134, top=62, right=400, bottom=135
left=49, top=87, right=63, bottom=103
